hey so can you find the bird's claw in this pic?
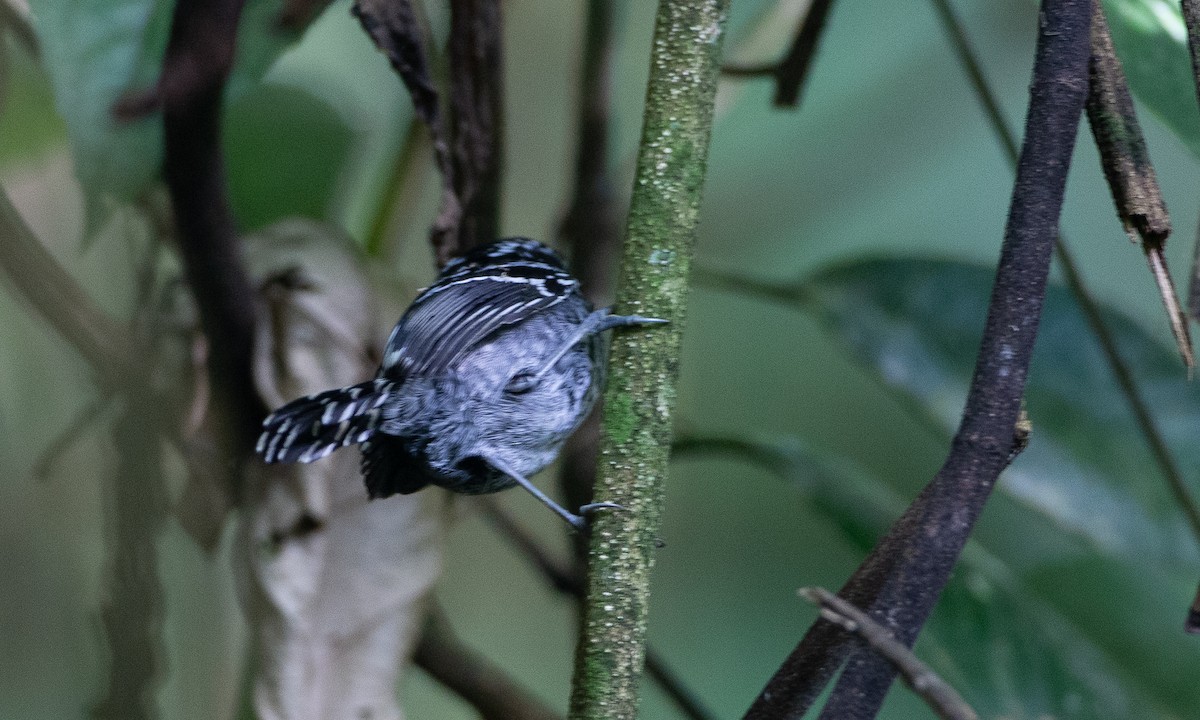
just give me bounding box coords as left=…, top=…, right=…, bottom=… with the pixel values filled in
left=568, top=502, right=626, bottom=534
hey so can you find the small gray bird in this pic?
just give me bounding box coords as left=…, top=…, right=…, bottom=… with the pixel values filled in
left=256, top=238, right=664, bottom=530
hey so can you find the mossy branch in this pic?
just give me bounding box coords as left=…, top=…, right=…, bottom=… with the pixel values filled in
left=567, top=1, right=728, bottom=719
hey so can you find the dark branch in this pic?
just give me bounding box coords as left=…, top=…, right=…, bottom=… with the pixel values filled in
left=160, top=0, right=264, bottom=461
left=1085, top=4, right=1191, bottom=367
left=745, top=1, right=1092, bottom=717
left=1085, top=5, right=1171, bottom=243
left=352, top=0, right=440, bottom=127
left=721, top=0, right=837, bottom=108
left=1187, top=583, right=1200, bottom=633
left=933, top=0, right=1200, bottom=621
left=275, top=0, right=335, bottom=32
left=432, top=0, right=505, bottom=263
left=353, top=0, right=504, bottom=267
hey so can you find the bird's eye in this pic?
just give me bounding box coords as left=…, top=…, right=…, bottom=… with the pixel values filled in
left=505, top=370, right=538, bottom=395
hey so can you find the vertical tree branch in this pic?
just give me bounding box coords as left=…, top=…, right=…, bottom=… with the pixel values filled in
left=160, top=0, right=262, bottom=459
left=567, top=1, right=728, bottom=718
left=745, top=1, right=1093, bottom=718
left=92, top=399, right=168, bottom=720
left=433, top=0, right=505, bottom=262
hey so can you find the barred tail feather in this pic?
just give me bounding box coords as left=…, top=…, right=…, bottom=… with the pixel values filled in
left=257, top=379, right=396, bottom=464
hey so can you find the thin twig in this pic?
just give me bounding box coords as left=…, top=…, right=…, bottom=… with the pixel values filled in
left=746, top=1, right=1092, bottom=717
left=414, top=604, right=563, bottom=720
left=799, top=588, right=979, bottom=720
left=1191, top=218, right=1200, bottom=322
left=722, top=0, right=837, bottom=107
left=930, top=0, right=1200, bottom=569
left=32, top=391, right=113, bottom=481
left=365, top=120, right=435, bottom=262
left=558, top=0, right=620, bottom=296
left=644, top=651, right=719, bottom=720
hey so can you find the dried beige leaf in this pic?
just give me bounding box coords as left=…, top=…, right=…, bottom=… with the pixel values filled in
left=236, top=219, right=444, bottom=720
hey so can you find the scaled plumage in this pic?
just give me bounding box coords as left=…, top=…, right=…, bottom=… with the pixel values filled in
left=257, top=238, right=664, bottom=529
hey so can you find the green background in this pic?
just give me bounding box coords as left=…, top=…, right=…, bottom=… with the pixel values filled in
left=3, top=0, right=1200, bottom=718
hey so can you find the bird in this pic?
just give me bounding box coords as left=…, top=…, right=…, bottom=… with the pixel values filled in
left=256, top=237, right=665, bottom=530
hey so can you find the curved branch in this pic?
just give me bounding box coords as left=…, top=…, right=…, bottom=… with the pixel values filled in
left=160, top=0, right=263, bottom=455
left=0, top=191, right=136, bottom=382
left=930, top=0, right=1200, bottom=599
left=746, top=1, right=1093, bottom=717
left=721, top=0, right=837, bottom=107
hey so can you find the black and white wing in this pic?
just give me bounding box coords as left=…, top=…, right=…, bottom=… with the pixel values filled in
left=381, top=238, right=581, bottom=377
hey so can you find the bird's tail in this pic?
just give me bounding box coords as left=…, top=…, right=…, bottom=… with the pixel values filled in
left=257, top=378, right=396, bottom=464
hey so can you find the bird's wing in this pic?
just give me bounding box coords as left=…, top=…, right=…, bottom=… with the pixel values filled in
left=381, top=261, right=579, bottom=377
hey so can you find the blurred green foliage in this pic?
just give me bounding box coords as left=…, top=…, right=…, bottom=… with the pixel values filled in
left=3, top=0, right=1200, bottom=719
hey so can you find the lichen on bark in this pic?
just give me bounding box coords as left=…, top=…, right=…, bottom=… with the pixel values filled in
left=567, top=1, right=728, bottom=719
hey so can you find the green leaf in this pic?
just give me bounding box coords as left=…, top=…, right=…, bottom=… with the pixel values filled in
left=224, top=85, right=352, bottom=232
left=673, top=433, right=1198, bottom=717
left=0, top=42, right=68, bottom=166
left=28, top=0, right=318, bottom=230
left=919, top=558, right=1182, bottom=720
left=28, top=0, right=170, bottom=220
left=798, top=256, right=1200, bottom=715
left=1102, top=0, right=1200, bottom=158
left=805, top=258, right=1200, bottom=571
